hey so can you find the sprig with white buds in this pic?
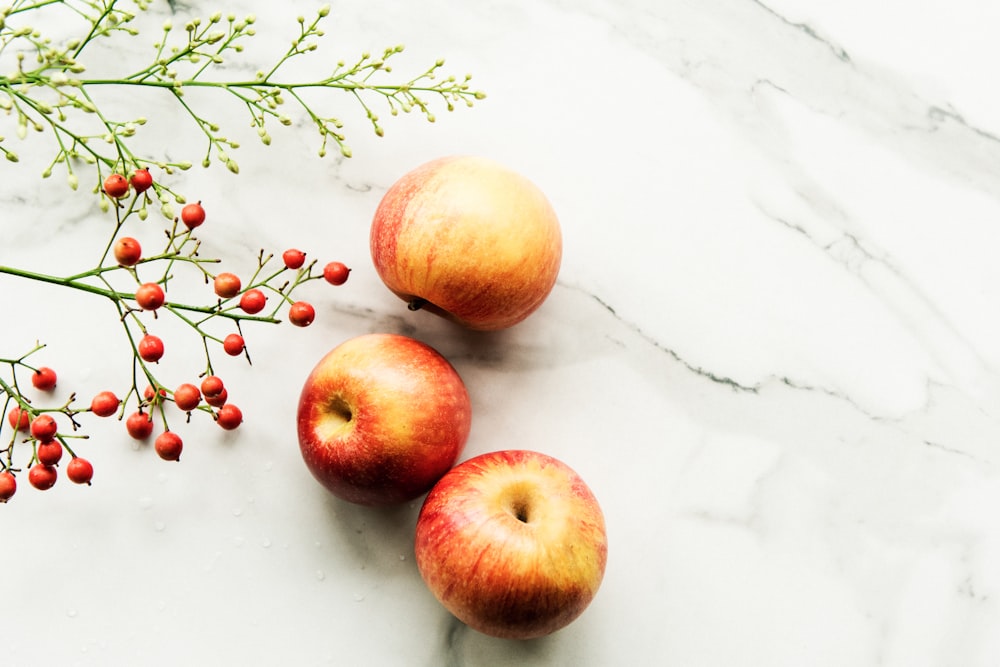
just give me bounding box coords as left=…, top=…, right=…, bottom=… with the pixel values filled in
left=0, top=1, right=485, bottom=205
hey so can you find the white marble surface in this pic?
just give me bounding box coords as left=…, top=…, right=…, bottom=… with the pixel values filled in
left=3, top=0, right=1000, bottom=665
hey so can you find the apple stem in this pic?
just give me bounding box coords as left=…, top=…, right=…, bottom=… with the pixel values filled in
left=407, top=298, right=427, bottom=312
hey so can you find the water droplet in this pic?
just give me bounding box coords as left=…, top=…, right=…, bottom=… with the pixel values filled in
left=233, top=536, right=246, bottom=547
left=154, top=521, right=166, bottom=532
left=67, top=608, right=78, bottom=618
left=138, top=496, right=153, bottom=510
left=261, top=538, right=272, bottom=548
left=352, top=593, right=365, bottom=602
left=263, top=461, right=274, bottom=471
left=399, top=554, right=406, bottom=561
left=232, top=507, right=243, bottom=517
left=315, top=570, right=326, bottom=581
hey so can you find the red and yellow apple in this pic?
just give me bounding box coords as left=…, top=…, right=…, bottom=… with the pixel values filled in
left=296, top=333, right=472, bottom=506
left=414, top=449, right=607, bottom=639
left=370, top=155, right=562, bottom=331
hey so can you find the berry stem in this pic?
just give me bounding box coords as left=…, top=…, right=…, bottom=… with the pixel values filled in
left=0, top=264, right=279, bottom=323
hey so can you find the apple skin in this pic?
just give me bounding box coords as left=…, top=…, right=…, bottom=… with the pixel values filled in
left=414, top=449, right=608, bottom=640
left=296, top=333, right=472, bottom=506
left=370, top=155, right=562, bottom=331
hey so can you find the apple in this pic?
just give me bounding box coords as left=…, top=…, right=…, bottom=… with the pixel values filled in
left=414, top=449, right=608, bottom=639
left=370, top=155, right=562, bottom=331
left=297, top=333, right=472, bottom=506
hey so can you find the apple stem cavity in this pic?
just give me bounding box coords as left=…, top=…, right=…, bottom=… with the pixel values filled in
left=316, top=395, right=354, bottom=439
left=327, top=396, right=353, bottom=423
left=502, top=486, right=533, bottom=523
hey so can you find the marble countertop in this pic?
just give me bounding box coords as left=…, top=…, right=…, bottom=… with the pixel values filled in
left=4, top=0, right=1000, bottom=665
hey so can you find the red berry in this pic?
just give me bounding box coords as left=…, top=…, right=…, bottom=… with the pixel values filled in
left=223, top=333, right=245, bottom=356
left=143, top=384, right=167, bottom=403
left=138, top=334, right=165, bottom=362
left=0, top=471, right=16, bottom=502
left=154, top=431, right=183, bottom=461
left=66, top=457, right=94, bottom=485
left=103, top=173, right=129, bottom=199
left=28, top=464, right=57, bottom=491
left=200, top=375, right=224, bottom=398
left=31, top=366, right=57, bottom=391
left=173, top=383, right=201, bottom=411
left=216, top=403, right=243, bottom=430
left=30, top=414, right=58, bottom=442
left=180, top=202, right=206, bottom=229
left=114, top=237, right=143, bottom=266
left=282, top=249, right=306, bottom=270
left=135, top=282, right=165, bottom=311
left=205, top=387, right=228, bottom=408
left=239, top=288, right=266, bottom=314
left=288, top=301, right=315, bottom=327
left=213, top=272, right=242, bottom=299
left=90, top=391, right=120, bottom=417
left=36, top=440, right=63, bottom=466
left=7, top=406, right=30, bottom=432
left=130, top=168, right=153, bottom=193
left=125, top=411, right=154, bottom=440
left=322, top=261, right=350, bottom=286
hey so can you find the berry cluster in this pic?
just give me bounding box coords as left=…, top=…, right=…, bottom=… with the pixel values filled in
left=0, top=2, right=479, bottom=505
left=0, top=168, right=351, bottom=503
